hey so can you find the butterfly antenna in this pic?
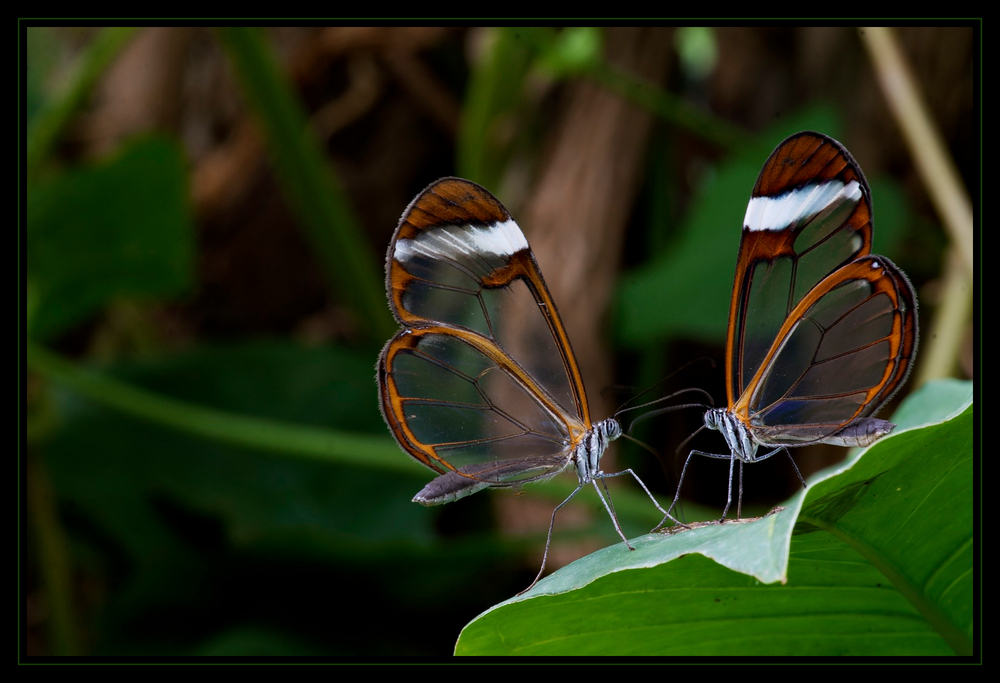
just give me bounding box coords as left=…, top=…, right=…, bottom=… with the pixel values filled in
left=622, top=391, right=713, bottom=435
left=612, top=356, right=716, bottom=415
left=618, top=385, right=714, bottom=415
left=672, top=422, right=706, bottom=456
left=618, top=431, right=662, bottom=459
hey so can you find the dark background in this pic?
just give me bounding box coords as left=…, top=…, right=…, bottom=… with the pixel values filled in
left=24, top=25, right=976, bottom=657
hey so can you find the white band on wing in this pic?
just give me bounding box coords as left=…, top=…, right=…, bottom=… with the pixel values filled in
left=395, top=219, right=529, bottom=264
left=744, top=179, right=861, bottom=232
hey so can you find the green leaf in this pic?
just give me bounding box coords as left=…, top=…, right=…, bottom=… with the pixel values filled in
left=27, top=135, right=194, bottom=340
left=456, top=380, right=973, bottom=655
left=43, top=341, right=425, bottom=552
left=674, top=26, right=718, bottom=81
left=40, top=341, right=438, bottom=629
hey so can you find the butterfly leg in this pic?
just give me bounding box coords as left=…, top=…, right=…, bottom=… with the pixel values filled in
left=784, top=448, right=806, bottom=488
left=605, top=467, right=686, bottom=531
left=654, top=449, right=696, bottom=532
left=519, top=481, right=587, bottom=595
left=753, top=445, right=806, bottom=488
left=654, top=448, right=731, bottom=531
left=735, top=459, right=745, bottom=519
left=589, top=474, right=634, bottom=551
left=720, top=452, right=737, bottom=521
left=666, top=449, right=739, bottom=522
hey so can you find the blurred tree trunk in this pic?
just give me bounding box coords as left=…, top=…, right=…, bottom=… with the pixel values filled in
left=524, top=26, right=675, bottom=420
left=500, top=27, right=675, bottom=569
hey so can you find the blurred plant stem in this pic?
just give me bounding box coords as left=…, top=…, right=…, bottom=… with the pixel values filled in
left=26, top=26, right=139, bottom=176
left=586, top=58, right=747, bottom=151
left=860, top=26, right=973, bottom=276
left=216, top=27, right=395, bottom=344
left=458, top=27, right=535, bottom=188
left=917, top=248, right=973, bottom=384
left=25, top=25, right=138, bottom=657
left=27, top=453, right=82, bottom=655
left=26, top=338, right=670, bottom=526
left=860, top=26, right=974, bottom=384
left=512, top=27, right=747, bottom=151
left=26, top=340, right=407, bottom=473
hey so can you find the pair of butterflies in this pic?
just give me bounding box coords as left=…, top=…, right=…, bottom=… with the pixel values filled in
left=377, top=132, right=918, bottom=591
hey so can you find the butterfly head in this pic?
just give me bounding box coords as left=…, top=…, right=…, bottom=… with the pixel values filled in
left=601, top=418, right=623, bottom=442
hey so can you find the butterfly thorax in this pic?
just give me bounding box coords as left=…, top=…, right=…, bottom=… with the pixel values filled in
left=574, top=418, right=621, bottom=484
left=705, top=408, right=759, bottom=462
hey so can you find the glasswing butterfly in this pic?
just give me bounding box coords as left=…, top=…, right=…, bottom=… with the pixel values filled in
left=661, top=131, right=918, bottom=524
left=377, top=177, right=681, bottom=592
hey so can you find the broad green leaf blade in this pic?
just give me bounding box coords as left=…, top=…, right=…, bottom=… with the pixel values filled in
left=456, top=380, right=973, bottom=655
left=796, top=384, right=974, bottom=655
left=889, top=377, right=972, bottom=428
left=457, top=534, right=954, bottom=656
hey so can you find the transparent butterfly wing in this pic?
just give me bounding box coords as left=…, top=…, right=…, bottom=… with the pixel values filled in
left=378, top=178, right=592, bottom=495
left=729, top=133, right=918, bottom=446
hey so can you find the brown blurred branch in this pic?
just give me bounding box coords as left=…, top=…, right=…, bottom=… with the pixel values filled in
left=193, top=27, right=459, bottom=221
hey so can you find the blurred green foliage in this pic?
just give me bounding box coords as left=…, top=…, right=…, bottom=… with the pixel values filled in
left=217, top=27, right=394, bottom=342
left=23, top=25, right=969, bottom=658
left=28, top=137, right=194, bottom=341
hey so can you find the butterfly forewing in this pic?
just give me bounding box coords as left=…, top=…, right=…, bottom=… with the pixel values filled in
left=731, top=132, right=874, bottom=407
left=386, top=178, right=586, bottom=423
left=379, top=178, right=592, bottom=490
